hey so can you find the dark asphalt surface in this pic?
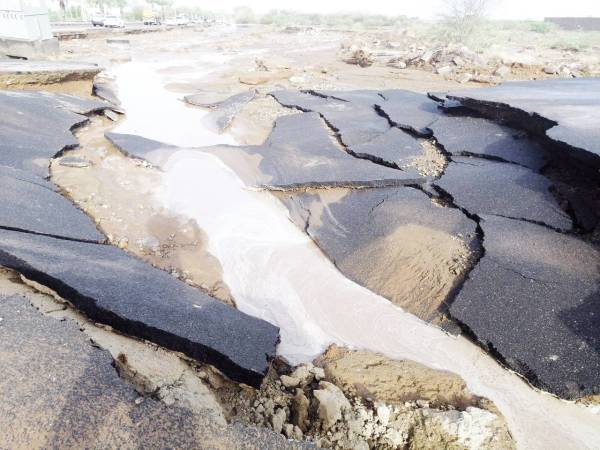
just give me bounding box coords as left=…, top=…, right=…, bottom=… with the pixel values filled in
left=436, top=156, right=572, bottom=231
left=0, top=229, right=279, bottom=387
left=450, top=215, right=600, bottom=399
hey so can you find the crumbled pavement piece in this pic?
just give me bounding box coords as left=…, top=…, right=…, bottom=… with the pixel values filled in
left=185, top=89, right=257, bottom=133
left=445, top=78, right=600, bottom=159
left=0, top=90, right=110, bottom=177
left=207, top=112, right=423, bottom=189
left=436, top=156, right=572, bottom=231
left=59, top=156, right=92, bottom=168
left=450, top=215, right=600, bottom=399
left=271, top=90, right=391, bottom=148
left=376, top=89, right=442, bottom=137
left=429, top=115, right=549, bottom=171
left=0, top=165, right=104, bottom=242
left=0, top=229, right=279, bottom=387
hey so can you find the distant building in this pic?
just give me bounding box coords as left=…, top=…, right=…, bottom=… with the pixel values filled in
left=0, top=0, right=58, bottom=58
left=545, top=17, right=600, bottom=31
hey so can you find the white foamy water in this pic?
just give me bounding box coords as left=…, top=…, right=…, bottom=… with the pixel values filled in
left=113, top=60, right=600, bottom=450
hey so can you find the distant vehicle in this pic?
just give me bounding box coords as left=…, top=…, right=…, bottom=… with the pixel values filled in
left=91, top=15, right=105, bottom=27
left=165, top=16, right=189, bottom=26
left=143, top=7, right=161, bottom=25
left=103, top=16, right=124, bottom=28
left=143, top=17, right=161, bottom=25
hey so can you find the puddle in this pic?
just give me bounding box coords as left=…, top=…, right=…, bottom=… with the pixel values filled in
left=112, top=60, right=600, bottom=450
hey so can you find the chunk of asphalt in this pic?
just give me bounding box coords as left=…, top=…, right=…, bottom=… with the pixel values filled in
left=376, top=89, right=442, bottom=137
left=429, top=115, right=549, bottom=171
left=0, top=90, right=110, bottom=177
left=271, top=90, right=391, bottom=147
left=312, top=89, right=385, bottom=105
left=435, top=156, right=572, bottom=231
left=277, top=186, right=478, bottom=320
left=0, top=229, right=279, bottom=387
left=445, top=78, right=600, bottom=159
left=0, top=166, right=103, bottom=242
left=450, top=215, right=600, bottom=399
left=207, top=112, right=424, bottom=189
left=350, top=127, right=425, bottom=170
left=0, top=295, right=300, bottom=448
left=185, top=90, right=257, bottom=133
left=105, top=132, right=179, bottom=167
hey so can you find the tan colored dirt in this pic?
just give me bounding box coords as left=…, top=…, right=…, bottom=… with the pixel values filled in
left=315, top=345, right=478, bottom=408
left=0, top=76, right=95, bottom=97
left=340, top=223, right=473, bottom=321
left=50, top=115, right=233, bottom=305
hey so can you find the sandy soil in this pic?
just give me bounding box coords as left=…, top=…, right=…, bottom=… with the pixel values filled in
left=51, top=115, right=233, bottom=304
left=343, top=223, right=473, bottom=321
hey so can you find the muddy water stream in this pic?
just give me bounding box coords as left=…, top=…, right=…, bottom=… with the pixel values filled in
left=112, top=60, right=600, bottom=449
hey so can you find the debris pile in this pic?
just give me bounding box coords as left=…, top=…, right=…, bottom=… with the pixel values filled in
left=233, top=347, right=515, bottom=449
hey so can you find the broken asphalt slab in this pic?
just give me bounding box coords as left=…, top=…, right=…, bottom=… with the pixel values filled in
left=444, top=78, right=600, bottom=161
left=106, top=131, right=179, bottom=167
left=429, top=115, right=549, bottom=171
left=449, top=215, right=600, bottom=399
left=277, top=186, right=478, bottom=320
left=0, top=60, right=101, bottom=90
left=376, top=89, right=442, bottom=137
left=271, top=89, right=391, bottom=147
left=0, top=294, right=306, bottom=449
left=207, top=112, right=424, bottom=189
left=185, top=89, right=257, bottom=133
left=0, top=165, right=104, bottom=242
left=350, top=127, right=426, bottom=170
left=0, top=229, right=279, bottom=387
left=435, top=156, right=572, bottom=231
left=0, top=90, right=112, bottom=177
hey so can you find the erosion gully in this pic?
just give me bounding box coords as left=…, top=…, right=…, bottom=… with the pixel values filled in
left=111, top=59, right=600, bottom=449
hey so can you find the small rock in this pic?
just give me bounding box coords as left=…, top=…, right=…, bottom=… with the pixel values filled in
left=543, top=65, right=559, bottom=75
left=283, top=423, right=294, bottom=438
left=281, top=374, right=301, bottom=388
left=292, top=388, right=310, bottom=431
left=271, top=407, right=286, bottom=434
left=376, top=405, right=391, bottom=426
left=456, top=72, right=473, bottom=84
left=289, top=364, right=314, bottom=386
left=436, top=66, right=454, bottom=77
left=314, top=381, right=351, bottom=430
left=59, top=156, right=91, bottom=168
left=453, top=56, right=465, bottom=67
left=311, top=366, right=325, bottom=381
left=117, top=238, right=128, bottom=249
left=292, top=425, right=303, bottom=440
left=494, top=65, right=511, bottom=78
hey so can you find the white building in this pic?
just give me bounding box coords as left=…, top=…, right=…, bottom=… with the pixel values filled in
left=0, top=0, right=57, bottom=58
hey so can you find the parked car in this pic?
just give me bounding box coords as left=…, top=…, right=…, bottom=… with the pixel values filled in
left=143, top=17, right=161, bottom=25
left=103, top=16, right=124, bottom=28
left=91, top=15, right=105, bottom=27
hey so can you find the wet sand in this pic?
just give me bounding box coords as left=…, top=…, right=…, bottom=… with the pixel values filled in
left=51, top=116, right=233, bottom=304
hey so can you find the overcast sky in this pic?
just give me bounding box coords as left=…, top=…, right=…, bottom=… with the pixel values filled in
left=174, top=0, right=600, bottom=20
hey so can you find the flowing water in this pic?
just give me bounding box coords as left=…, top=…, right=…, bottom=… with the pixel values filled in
left=112, top=59, right=600, bottom=450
